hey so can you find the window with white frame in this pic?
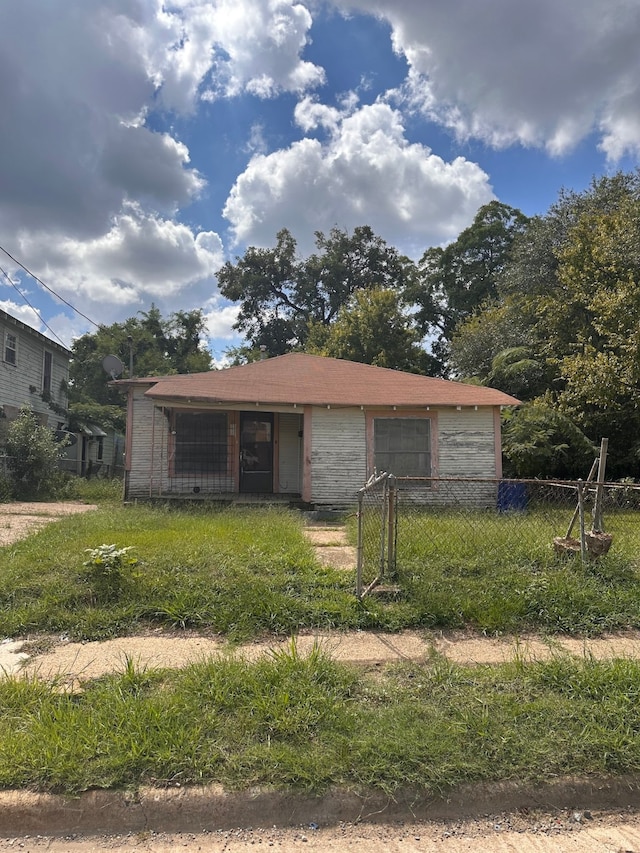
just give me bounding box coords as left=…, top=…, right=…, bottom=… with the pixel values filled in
left=373, top=417, right=431, bottom=477
left=4, top=332, right=16, bottom=365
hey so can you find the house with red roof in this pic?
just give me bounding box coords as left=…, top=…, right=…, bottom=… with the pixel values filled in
left=115, top=353, right=519, bottom=505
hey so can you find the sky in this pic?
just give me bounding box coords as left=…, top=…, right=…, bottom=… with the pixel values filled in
left=1, top=0, right=639, bottom=364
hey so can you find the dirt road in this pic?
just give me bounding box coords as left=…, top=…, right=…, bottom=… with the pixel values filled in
left=1, top=810, right=639, bottom=852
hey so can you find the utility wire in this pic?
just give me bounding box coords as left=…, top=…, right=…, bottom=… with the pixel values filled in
left=0, top=264, right=69, bottom=349
left=0, top=244, right=101, bottom=330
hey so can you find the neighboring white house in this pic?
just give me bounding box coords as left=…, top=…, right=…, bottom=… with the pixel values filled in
left=0, top=308, right=71, bottom=430
left=61, top=424, right=125, bottom=478
left=115, top=353, right=520, bottom=506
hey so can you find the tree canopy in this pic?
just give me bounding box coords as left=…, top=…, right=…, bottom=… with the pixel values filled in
left=450, top=172, right=640, bottom=476
left=410, top=201, right=529, bottom=373
left=306, top=287, right=435, bottom=374
left=69, top=306, right=212, bottom=431
left=217, top=225, right=417, bottom=358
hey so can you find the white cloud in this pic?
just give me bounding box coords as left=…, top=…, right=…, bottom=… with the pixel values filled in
left=223, top=100, right=493, bottom=256
left=0, top=0, right=326, bottom=344
left=0, top=300, right=47, bottom=332
left=203, top=300, right=242, bottom=341
left=13, top=207, right=224, bottom=325
left=0, top=0, right=205, bottom=243
left=201, top=0, right=324, bottom=100
left=334, top=0, right=640, bottom=158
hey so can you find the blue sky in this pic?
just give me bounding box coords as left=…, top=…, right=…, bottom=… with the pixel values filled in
left=0, top=0, right=639, bottom=363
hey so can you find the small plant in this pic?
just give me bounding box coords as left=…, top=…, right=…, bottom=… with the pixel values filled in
left=83, top=544, right=138, bottom=602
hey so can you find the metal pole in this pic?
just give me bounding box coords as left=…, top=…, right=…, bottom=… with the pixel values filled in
left=577, top=479, right=587, bottom=564
left=591, top=438, right=608, bottom=532
left=356, top=488, right=364, bottom=599
left=387, top=475, right=396, bottom=579
left=379, top=477, right=388, bottom=582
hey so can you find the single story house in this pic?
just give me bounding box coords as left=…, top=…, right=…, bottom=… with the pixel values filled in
left=115, top=353, right=519, bottom=506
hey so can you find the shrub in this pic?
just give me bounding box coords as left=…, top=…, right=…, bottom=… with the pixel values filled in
left=4, top=406, right=68, bottom=499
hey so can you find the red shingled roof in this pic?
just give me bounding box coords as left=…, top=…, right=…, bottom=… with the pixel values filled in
left=136, top=353, right=519, bottom=408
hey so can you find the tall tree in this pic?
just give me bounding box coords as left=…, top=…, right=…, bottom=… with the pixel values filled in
left=450, top=171, right=640, bottom=476
left=305, top=288, right=435, bottom=374
left=217, top=226, right=417, bottom=358
left=410, top=201, right=529, bottom=373
left=69, top=307, right=212, bottom=430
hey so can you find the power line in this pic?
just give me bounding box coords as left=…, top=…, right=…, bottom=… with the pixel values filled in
left=0, top=263, right=69, bottom=348
left=0, top=244, right=101, bottom=330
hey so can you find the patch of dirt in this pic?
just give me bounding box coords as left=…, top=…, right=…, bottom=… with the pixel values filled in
left=0, top=787, right=640, bottom=851
left=0, top=501, right=97, bottom=546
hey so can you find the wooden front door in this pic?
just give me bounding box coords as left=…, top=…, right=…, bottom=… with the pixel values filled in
left=239, top=412, right=274, bottom=493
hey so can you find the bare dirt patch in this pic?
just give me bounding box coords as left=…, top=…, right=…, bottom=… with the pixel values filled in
left=0, top=501, right=97, bottom=546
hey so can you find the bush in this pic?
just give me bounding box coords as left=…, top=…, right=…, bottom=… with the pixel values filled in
left=5, top=406, right=68, bottom=499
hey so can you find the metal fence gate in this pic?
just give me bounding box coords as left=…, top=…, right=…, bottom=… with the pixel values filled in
left=356, top=472, right=397, bottom=599
left=355, top=470, right=640, bottom=600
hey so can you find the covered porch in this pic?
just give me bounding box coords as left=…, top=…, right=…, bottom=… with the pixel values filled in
left=139, top=405, right=307, bottom=500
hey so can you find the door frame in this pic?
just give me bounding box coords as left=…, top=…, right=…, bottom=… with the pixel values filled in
left=239, top=411, right=275, bottom=493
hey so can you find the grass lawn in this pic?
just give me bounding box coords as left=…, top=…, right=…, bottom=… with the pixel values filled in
left=1, top=647, right=639, bottom=794
left=2, top=494, right=640, bottom=795
left=2, top=500, right=640, bottom=640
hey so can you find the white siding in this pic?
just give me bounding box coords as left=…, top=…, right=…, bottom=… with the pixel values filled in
left=0, top=314, right=69, bottom=430
left=278, top=413, right=302, bottom=493
left=310, top=407, right=366, bottom=504
left=126, top=389, right=169, bottom=499
left=437, top=408, right=497, bottom=477
left=394, top=407, right=499, bottom=507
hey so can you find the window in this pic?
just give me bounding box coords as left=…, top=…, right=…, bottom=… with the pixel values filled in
left=374, top=418, right=431, bottom=477
left=4, top=332, right=16, bottom=365
left=43, top=351, right=52, bottom=394
left=174, top=411, right=228, bottom=474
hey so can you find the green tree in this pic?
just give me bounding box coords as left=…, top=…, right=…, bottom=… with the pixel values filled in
left=5, top=406, right=68, bottom=499
left=449, top=301, right=536, bottom=385
left=451, top=171, right=640, bottom=476
left=69, top=306, right=213, bottom=430
left=305, top=288, right=434, bottom=373
left=411, top=201, right=529, bottom=373
left=218, top=226, right=417, bottom=358
left=501, top=401, right=595, bottom=479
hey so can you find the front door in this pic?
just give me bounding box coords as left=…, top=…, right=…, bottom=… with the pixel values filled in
left=240, top=412, right=274, bottom=493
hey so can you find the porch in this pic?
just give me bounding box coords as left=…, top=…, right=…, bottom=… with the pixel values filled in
left=132, top=405, right=306, bottom=501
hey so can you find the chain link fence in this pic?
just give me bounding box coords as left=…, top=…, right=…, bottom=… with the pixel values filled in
left=356, top=474, right=640, bottom=599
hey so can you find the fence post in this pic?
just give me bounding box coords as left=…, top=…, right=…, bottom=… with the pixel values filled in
left=577, top=479, right=587, bottom=564
left=378, top=477, right=388, bottom=581
left=387, top=475, right=397, bottom=579
left=356, top=487, right=364, bottom=599
left=592, top=437, right=609, bottom=533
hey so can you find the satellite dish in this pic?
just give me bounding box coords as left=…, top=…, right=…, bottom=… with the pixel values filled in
left=102, top=354, right=124, bottom=379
